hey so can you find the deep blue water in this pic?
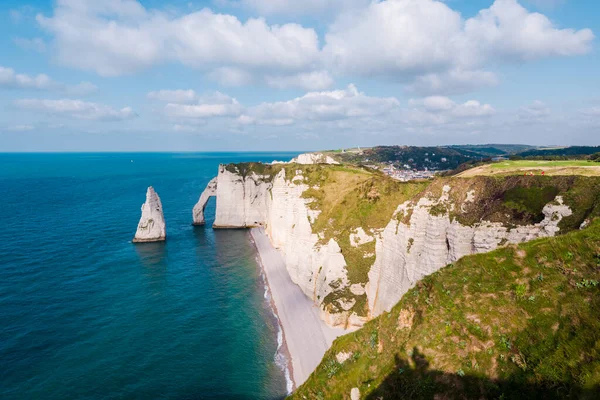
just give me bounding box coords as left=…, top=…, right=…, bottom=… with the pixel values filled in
left=0, top=152, right=300, bottom=400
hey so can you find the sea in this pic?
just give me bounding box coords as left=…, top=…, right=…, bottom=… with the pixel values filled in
left=0, top=152, right=301, bottom=400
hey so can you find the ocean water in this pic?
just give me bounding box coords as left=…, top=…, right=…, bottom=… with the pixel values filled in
left=0, top=152, right=300, bottom=400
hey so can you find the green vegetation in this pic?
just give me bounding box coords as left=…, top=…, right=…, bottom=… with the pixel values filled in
left=231, top=162, right=600, bottom=320
left=285, top=164, right=429, bottom=316
left=503, top=186, right=560, bottom=223
left=292, top=220, right=600, bottom=400
left=516, top=146, right=600, bottom=158
left=491, top=160, right=595, bottom=169
left=224, top=162, right=284, bottom=182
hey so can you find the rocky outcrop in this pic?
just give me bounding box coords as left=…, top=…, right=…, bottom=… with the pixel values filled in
left=292, top=153, right=339, bottom=165
left=192, top=178, right=217, bottom=226
left=133, top=187, right=166, bottom=243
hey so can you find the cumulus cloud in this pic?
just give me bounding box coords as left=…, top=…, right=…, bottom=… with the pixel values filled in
left=15, top=99, right=137, bottom=121
left=0, top=66, right=55, bottom=90
left=0, top=66, right=97, bottom=95
left=323, top=0, right=593, bottom=94
left=37, top=0, right=322, bottom=84
left=34, top=0, right=593, bottom=94
left=164, top=92, right=243, bottom=118
left=225, top=0, right=370, bottom=17
left=247, top=84, right=400, bottom=124
left=409, top=96, right=495, bottom=121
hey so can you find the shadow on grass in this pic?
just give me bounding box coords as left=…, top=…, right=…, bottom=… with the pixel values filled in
left=366, top=347, right=600, bottom=400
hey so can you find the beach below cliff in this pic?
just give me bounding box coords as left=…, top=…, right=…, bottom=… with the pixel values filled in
left=250, top=228, right=353, bottom=390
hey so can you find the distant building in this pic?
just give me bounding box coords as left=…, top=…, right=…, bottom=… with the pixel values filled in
left=492, top=156, right=508, bottom=161
left=441, top=157, right=447, bottom=162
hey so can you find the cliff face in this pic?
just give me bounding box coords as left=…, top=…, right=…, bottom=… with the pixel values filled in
left=198, top=165, right=594, bottom=327
left=133, top=186, right=166, bottom=243
left=213, top=166, right=272, bottom=228
left=366, top=188, right=572, bottom=315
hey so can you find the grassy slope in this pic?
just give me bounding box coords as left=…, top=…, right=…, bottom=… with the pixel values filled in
left=492, top=160, right=595, bottom=169
left=227, top=163, right=600, bottom=324
left=292, top=220, right=600, bottom=399
left=287, top=164, right=429, bottom=316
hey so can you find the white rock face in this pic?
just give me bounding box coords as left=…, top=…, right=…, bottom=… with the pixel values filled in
left=213, top=166, right=271, bottom=228
left=350, top=227, right=374, bottom=247
left=366, top=193, right=573, bottom=316
left=203, top=165, right=574, bottom=327
left=192, top=178, right=217, bottom=226
left=133, top=187, right=166, bottom=243
left=292, top=153, right=339, bottom=165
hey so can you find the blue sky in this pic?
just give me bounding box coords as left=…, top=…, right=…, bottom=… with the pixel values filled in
left=0, top=0, right=598, bottom=151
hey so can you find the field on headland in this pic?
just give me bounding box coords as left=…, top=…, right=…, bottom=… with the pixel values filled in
left=458, top=160, right=600, bottom=177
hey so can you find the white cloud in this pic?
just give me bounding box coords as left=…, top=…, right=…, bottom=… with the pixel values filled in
left=37, top=1, right=321, bottom=82
left=15, top=99, right=137, bottom=121
left=164, top=92, right=243, bottom=118
left=0, top=66, right=55, bottom=90
left=208, top=67, right=254, bottom=87
left=407, top=69, right=500, bottom=96
left=225, top=0, right=370, bottom=17
left=148, top=89, right=198, bottom=104
left=13, top=37, right=47, bottom=53
left=422, top=96, right=456, bottom=112
left=248, top=84, right=400, bottom=123
left=323, top=0, right=593, bottom=94
left=409, top=96, right=495, bottom=121
left=35, top=0, right=593, bottom=95
left=0, top=66, right=97, bottom=95
left=519, top=100, right=551, bottom=120
left=265, top=71, right=334, bottom=91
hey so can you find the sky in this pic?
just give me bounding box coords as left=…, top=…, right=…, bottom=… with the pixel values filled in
left=0, top=0, right=598, bottom=152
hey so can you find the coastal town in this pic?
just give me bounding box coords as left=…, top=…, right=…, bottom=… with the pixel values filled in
left=367, top=163, right=438, bottom=181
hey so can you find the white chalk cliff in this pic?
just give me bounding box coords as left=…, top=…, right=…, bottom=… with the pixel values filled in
left=366, top=191, right=572, bottom=316
left=196, top=166, right=573, bottom=327
left=292, top=153, right=340, bottom=165
left=133, top=187, right=166, bottom=243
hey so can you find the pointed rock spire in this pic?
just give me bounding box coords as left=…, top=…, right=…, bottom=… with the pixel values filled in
left=133, top=186, right=166, bottom=243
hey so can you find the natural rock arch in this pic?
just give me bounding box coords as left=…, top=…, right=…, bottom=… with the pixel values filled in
left=192, top=178, right=218, bottom=226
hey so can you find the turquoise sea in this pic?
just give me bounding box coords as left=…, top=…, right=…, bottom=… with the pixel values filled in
left=0, top=152, right=300, bottom=400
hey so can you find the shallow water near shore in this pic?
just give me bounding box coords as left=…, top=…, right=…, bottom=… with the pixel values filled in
left=0, top=152, right=299, bottom=400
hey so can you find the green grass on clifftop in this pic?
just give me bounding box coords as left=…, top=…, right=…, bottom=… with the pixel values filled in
left=292, top=220, right=600, bottom=400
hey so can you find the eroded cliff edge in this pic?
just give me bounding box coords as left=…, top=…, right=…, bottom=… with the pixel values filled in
left=195, top=163, right=600, bottom=328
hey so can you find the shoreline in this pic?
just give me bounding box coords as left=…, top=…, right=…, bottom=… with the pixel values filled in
left=251, top=241, right=295, bottom=394
left=250, top=227, right=352, bottom=390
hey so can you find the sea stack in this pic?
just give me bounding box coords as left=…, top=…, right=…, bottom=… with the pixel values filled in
left=133, top=187, right=166, bottom=243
